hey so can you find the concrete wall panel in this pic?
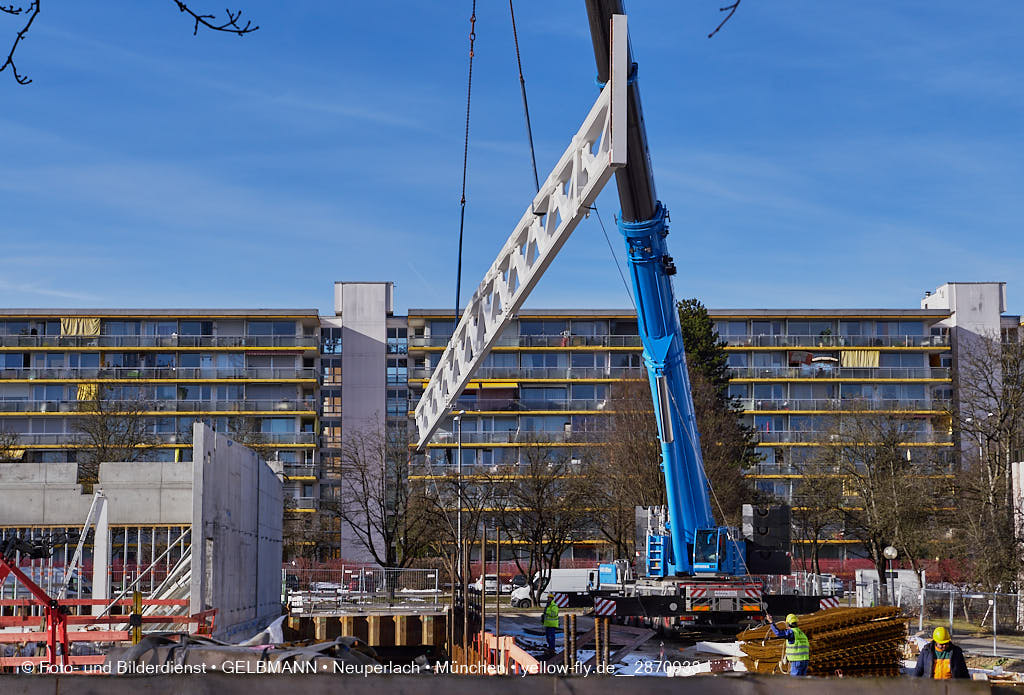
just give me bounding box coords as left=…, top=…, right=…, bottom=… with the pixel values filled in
left=190, top=424, right=282, bottom=640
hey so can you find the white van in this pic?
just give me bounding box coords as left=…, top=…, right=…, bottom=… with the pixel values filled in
left=510, top=568, right=597, bottom=608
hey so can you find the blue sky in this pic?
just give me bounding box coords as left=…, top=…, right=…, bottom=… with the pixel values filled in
left=2, top=1, right=1022, bottom=315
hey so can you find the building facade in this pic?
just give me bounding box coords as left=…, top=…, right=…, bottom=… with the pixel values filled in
left=0, top=309, right=320, bottom=511
left=1, top=282, right=1019, bottom=563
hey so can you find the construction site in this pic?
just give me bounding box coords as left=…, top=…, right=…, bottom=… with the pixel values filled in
left=2, top=0, right=1023, bottom=693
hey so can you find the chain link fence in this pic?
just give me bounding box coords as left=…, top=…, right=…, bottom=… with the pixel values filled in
left=920, top=588, right=1024, bottom=644
left=283, top=566, right=442, bottom=612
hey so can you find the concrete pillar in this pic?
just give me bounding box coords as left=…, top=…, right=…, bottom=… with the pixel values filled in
left=91, top=495, right=109, bottom=615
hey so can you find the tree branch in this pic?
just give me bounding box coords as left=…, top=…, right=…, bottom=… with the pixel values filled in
left=707, top=0, right=740, bottom=39
left=1, top=0, right=39, bottom=85
left=172, top=1, right=258, bottom=36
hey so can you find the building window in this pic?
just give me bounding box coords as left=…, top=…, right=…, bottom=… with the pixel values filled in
left=321, top=327, right=343, bottom=354
left=247, top=321, right=295, bottom=336
left=323, top=358, right=342, bottom=385
left=386, top=358, right=407, bottom=384
left=387, top=327, right=408, bottom=354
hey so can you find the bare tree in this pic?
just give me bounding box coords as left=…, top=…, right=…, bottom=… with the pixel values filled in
left=952, top=332, right=1024, bottom=589
left=790, top=460, right=844, bottom=576
left=0, top=429, right=21, bottom=462
left=320, top=423, right=432, bottom=568
left=494, top=443, right=593, bottom=606
left=1, top=1, right=257, bottom=85
left=73, top=384, right=159, bottom=488
left=829, top=407, right=942, bottom=601
left=595, top=377, right=664, bottom=557
left=414, top=463, right=497, bottom=582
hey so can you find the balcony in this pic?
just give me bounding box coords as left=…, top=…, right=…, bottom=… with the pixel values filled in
left=0, top=398, right=317, bottom=413
left=430, top=397, right=611, bottom=413
left=408, top=334, right=642, bottom=349
left=737, top=398, right=951, bottom=412
left=727, top=366, right=949, bottom=380
left=5, top=431, right=317, bottom=446
left=752, top=430, right=952, bottom=444
left=286, top=497, right=319, bottom=511
left=409, top=366, right=644, bottom=381
left=428, top=429, right=607, bottom=445
left=282, top=462, right=320, bottom=478
left=0, top=334, right=319, bottom=349
left=0, top=367, right=318, bottom=380
left=720, top=334, right=949, bottom=349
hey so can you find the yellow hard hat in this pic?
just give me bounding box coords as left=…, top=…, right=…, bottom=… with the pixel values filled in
left=932, top=626, right=951, bottom=644
left=785, top=613, right=799, bottom=626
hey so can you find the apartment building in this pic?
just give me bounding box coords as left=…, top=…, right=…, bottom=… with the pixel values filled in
left=1, top=282, right=1015, bottom=563
left=0, top=309, right=320, bottom=513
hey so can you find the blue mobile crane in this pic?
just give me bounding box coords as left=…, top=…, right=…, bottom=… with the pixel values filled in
left=583, top=0, right=779, bottom=626
left=414, top=2, right=787, bottom=630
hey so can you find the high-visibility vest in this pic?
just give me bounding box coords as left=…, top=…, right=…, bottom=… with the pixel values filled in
left=786, top=627, right=810, bottom=662
left=933, top=650, right=952, bottom=679
left=543, top=602, right=560, bottom=628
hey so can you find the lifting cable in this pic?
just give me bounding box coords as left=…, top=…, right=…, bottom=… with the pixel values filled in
left=454, top=0, right=477, bottom=319
left=509, top=1, right=540, bottom=193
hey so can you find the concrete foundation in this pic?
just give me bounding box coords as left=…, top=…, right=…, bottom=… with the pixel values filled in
left=285, top=612, right=446, bottom=648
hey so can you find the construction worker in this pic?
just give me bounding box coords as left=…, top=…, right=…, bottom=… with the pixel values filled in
left=913, top=627, right=969, bottom=679
left=766, top=613, right=810, bottom=676
left=542, top=596, right=559, bottom=655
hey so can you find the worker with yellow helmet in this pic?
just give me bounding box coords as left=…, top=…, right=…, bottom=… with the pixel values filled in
left=913, top=626, right=969, bottom=679
left=765, top=613, right=810, bottom=676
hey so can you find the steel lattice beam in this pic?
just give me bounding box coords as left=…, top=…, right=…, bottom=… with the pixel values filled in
left=415, top=15, right=629, bottom=449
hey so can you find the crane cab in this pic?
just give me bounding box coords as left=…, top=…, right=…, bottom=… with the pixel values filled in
left=692, top=527, right=746, bottom=576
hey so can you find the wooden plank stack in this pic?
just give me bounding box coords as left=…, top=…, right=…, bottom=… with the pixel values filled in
left=737, top=607, right=908, bottom=677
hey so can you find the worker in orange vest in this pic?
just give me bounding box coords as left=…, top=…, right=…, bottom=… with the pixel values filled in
left=913, top=627, right=969, bottom=679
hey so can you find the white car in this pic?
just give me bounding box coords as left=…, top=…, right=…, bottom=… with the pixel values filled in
left=471, top=574, right=512, bottom=594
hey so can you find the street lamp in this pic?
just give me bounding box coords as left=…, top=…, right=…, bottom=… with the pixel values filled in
left=453, top=410, right=466, bottom=581
left=883, top=545, right=898, bottom=605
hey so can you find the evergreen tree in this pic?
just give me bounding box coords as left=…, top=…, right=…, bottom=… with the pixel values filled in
left=677, top=298, right=760, bottom=522
left=677, top=298, right=730, bottom=399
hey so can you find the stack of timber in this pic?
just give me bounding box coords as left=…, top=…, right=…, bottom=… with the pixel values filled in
left=737, top=607, right=908, bottom=677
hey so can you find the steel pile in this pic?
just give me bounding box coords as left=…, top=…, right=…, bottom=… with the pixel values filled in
left=737, top=607, right=908, bottom=677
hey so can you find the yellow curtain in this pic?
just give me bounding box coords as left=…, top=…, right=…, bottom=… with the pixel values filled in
left=840, top=350, right=879, bottom=368
left=76, top=383, right=98, bottom=403
left=1, top=449, right=25, bottom=461
left=61, top=317, right=101, bottom=336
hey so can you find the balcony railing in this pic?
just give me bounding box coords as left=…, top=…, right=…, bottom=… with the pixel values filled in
left=727, top=367, right=949, bottom=380
left=286, top=497, right=320, bottom=510
left=435, top=398, right=611, bottom=413
left=0, top=398, right=316, bottom=413
left=410, top=366, right=644, bottom=381
left=737, top=398, right=951, bottom=412
left=4, top=432, right=316, bottom=446
left=720, top=334, right=949, bottom=349
left=409, top=334, right=642, bottom=349
left=753, top=430, right=952, bottom=444
left=0, top=334, right=318, bottom=348
left=0, top=367, right=317, bottom=380
left=282, top=462, right=320, bottom=478
left=429, top=430, right=607, bottom=445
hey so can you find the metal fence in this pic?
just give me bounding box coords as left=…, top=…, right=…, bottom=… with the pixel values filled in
left=283, top=566, right=442, bottom=612
left=919, top=588, right=1024, bottom=650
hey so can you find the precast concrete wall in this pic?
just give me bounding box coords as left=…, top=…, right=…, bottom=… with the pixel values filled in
left=190, top=424, right=282, bottom=640
left=0, top=461, right=190, bottom=526
left=0, top=673, right=999, bottom=695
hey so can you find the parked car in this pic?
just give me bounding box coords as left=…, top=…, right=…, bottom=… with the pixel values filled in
left=471, top=574, right=512, bottom=594
left=510, top=568, right=597, bottom=608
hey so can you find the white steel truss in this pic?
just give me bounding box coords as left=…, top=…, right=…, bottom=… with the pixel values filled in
left=415, top=14, right=629, bottom=449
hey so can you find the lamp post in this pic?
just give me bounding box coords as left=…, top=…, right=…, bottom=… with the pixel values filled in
left=883, top=545, right=898, bottom=605
left=454, top=410, right=466, bottom=582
